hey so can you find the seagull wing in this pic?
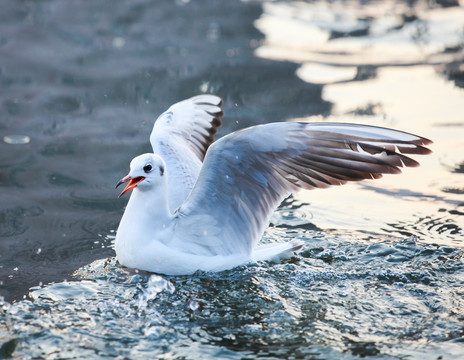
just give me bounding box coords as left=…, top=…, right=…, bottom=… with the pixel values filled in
left=173, top=122, right=432, bottom=256
left=150, top=95, right=223, bottom=211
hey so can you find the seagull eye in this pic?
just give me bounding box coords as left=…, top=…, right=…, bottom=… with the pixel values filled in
left=143, top=164, right=152, bottom=173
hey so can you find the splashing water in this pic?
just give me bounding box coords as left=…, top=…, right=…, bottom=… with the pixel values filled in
left=2, top=229, right=464, bottom=359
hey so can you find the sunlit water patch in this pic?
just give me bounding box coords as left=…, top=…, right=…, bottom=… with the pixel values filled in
left=255, top=0, right=464, bottom=248
left=255, top=1, right=464, bottom=66
left=1, top=230, right=463, bottom=359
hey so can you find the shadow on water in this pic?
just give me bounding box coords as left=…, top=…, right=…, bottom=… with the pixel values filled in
left=1, top=0, right=464, bottom=358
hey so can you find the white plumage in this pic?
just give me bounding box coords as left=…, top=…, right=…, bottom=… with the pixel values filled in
left=115, top=95, right=432, bottom=274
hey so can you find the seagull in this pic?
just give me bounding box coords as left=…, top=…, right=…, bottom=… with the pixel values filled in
left=115, top=95, right=432, bottom=275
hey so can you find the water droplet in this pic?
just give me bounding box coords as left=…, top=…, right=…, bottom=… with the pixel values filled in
left=112, top=37, right=125, bottom=48
left=3, top=135, right=30, bottom=144
left=199, top=81, right=210, bottom=93
left=189, top=300, right=199, bottom=311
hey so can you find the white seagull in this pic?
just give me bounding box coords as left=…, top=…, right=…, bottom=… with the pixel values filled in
left=115, top=95, right=432, bottom=275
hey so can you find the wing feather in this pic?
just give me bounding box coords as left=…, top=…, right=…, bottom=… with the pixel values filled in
left=174, top=122, right=432, bottom=256
left=150, top=95, right=223, bottom=211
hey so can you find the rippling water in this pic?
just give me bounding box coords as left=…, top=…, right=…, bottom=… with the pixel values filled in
left=2, top=231, right=464, bottom=358
left=1, top=0, right=463, bottom=358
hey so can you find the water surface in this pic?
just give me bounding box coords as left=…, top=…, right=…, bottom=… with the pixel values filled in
left=1, top=0, right=463, bottom=358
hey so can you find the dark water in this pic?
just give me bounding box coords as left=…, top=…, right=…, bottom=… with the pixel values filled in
left=1, top=0, right=463, bottom=359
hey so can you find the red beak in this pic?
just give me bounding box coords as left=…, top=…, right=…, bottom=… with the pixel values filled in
left=116, top=175, right=145, bottom=198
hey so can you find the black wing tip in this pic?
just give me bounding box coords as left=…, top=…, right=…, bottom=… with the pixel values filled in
left=193, top=94, right=223, bottom=107
left=397, top=145, right=432, bottom=155
left=418, top=136, right=433, bottom=145
left=211, top=115, right=223, bottom=128
left=410, top=136, right=433, bottom=153
left=195, top=94, right=224, bottom=129
left=189, top=95, right=225, bottom=161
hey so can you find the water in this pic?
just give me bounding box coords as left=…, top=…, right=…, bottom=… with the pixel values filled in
left=1, top=0, right=463, bottom=358
left=2, top=233, right=464, bottom=359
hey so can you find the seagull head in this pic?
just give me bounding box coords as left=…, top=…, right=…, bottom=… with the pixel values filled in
left=116, top=153, right=166, bottom=198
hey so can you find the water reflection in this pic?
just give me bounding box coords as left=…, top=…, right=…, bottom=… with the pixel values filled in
left=3, top=135, right=30, bottom=144
left=255, top=1, right=464, bottom=66
left=255, top=0, right=464, bottom=246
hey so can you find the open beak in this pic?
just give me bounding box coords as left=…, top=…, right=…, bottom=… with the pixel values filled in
left=116, top=175, right=145, bottom=198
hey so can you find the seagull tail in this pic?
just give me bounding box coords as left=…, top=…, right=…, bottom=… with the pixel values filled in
left=251, top=240, right=304, bottom=263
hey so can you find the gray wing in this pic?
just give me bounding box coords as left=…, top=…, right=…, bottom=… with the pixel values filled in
left=150, top=95, right=223, bottom=212
left=174, top=122, right=432, bottom=256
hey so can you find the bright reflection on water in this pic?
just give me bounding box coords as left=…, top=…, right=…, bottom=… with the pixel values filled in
left=1, top=0, right=464, bottom=359
left=255, top=0, right=464, bottom=248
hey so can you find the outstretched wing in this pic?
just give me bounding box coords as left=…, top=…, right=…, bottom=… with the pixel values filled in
left=150, top=95, right=223, bottom=211
left=174, top=122, right=432, bottom=256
